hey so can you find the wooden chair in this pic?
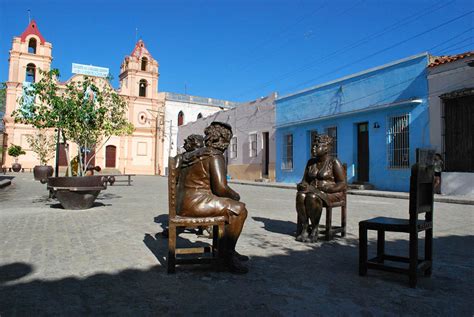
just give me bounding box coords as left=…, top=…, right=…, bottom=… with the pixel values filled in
left=359, top=163, right=434, bottom=288
left=167, top=156, right=227, bottom=274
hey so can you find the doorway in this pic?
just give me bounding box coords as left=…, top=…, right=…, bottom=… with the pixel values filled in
left=105, top=145, right=117, bottom=168
left=357, top=122, right=369, bottom=182
left=262, top=132, right=269, bottom=178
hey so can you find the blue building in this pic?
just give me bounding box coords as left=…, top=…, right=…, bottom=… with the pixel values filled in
left=275, top=53, right=430, bottom=192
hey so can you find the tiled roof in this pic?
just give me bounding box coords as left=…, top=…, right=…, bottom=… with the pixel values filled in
left=429, top=51, right=474, bottom=67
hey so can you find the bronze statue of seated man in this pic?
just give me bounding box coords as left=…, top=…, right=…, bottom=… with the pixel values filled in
left=177, top=122, right=249, bottom=273
left=296, top=134, right=346, bottom=243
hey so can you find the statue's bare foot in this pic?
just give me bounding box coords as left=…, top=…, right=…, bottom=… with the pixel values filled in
left=296, top=231, right=309, bottom=242
left=308, top=229, right=319, bottom=243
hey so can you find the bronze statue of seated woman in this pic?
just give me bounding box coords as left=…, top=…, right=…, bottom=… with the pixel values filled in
left=296, top=134, right=346, bottom=243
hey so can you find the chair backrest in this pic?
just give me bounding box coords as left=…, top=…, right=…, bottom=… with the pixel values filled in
left=168, top=156, right=179, bottom=217
left=409, top=163, right=434, bottom=221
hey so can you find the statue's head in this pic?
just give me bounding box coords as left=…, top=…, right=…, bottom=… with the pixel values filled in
left=204, top=121, right=233, bottom=152
left=183, top=134, right=204, bottom=152
left=312, top=134, right=333, bottom=157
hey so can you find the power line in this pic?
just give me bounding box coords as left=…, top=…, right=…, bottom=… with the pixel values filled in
left=235, top=0, right=364, bottom=75
left=436, top=37, right=473, bottom=54
left=438, top=42, right=474, bottom=55
left=282, top=10, right=473, bottom=95
left=426, top=28, right=473, bottom=52
left=232, top=0, right=456, bottom=99
left=233, top=0, right=331, bottom=68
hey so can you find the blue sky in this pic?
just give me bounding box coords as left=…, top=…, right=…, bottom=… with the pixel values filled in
left=1, top=0, right=472, bottom=102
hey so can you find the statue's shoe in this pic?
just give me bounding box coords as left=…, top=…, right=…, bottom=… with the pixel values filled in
left=226, top=254, right=249, bottom=274
left=234, top=250, right=249, bottom=262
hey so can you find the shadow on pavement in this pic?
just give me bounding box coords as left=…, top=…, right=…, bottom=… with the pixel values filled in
left=0, top=263, right=34, bottom=283
left=252, top=216, right=296, bottom=236
left=47, top=202, right=110, bottom=209
left=0, top=235, right=472, bottom=315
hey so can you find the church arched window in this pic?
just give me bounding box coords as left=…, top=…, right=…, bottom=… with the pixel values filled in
left=139, top=79, right=147, bottom=97
left=178, top=111, right=184, bottom=126
left=28, top=38, right=37, bottom=54
left=26, top=63, right=36, bottom=83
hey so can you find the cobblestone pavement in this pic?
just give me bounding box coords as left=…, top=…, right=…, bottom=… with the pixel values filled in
left=0, top=173, right=473, bottom=316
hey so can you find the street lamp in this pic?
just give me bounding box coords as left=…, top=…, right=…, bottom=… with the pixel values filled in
left=147, top=108, right=163, bottom=175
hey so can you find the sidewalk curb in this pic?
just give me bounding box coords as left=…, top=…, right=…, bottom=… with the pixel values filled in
left=229, top=180, right=474, bottom=206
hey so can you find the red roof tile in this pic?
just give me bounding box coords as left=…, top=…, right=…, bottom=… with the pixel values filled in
left=20, top=20, right=46, bottom=44
left=429, top=51, right=474, bottom=67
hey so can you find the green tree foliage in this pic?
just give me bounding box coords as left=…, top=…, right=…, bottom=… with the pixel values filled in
left=7, top=144, right=26, bottom=158
left=26, top=130, right=56, bottom=165
left=13, top=69, right=134, bottom=175
left=0, top=82, right=6, bottom=113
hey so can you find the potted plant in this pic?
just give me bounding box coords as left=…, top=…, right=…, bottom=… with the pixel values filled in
left=26, top=129, right=56, bottom=183
left=13, top=69, right=134, bottom=209
left=8, top=144, right=26, bottom=172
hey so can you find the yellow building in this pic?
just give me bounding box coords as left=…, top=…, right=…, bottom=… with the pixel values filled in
left=3, top=20, right=232, bottom=175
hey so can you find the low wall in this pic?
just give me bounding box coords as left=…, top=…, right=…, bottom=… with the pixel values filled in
left=228, top=163, right=276, bottom=181
left=441, top=172, right=474, bottom=195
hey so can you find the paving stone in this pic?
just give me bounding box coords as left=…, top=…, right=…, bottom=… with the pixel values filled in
left=0, top=174, right=472, bottom=315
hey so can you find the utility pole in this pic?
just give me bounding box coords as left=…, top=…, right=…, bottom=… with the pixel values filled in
left=168, top=120, right=173, bottom=157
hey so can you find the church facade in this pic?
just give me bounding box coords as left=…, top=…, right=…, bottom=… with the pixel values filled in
left=2, top=20, right=234, bottom=175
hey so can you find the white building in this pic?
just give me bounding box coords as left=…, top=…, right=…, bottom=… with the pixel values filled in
left=160, top=92, right=238, bottom=174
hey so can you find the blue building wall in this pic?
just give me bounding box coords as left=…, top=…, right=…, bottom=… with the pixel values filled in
left=275, top=54, right=430, bottom=192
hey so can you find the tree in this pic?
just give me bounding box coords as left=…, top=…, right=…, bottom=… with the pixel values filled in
left=26, top=130, right=56, bottom=165
left=0, top=82, right=6, bottom=114
left=8, top=144, right=26, bottom=162
left=13, top=69, right=134, bottom=176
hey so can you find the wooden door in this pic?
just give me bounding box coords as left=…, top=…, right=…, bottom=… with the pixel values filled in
left=262, top=132, right=269, bottom=177
left=357, top=122, right=369, bottom=182
left=105, top=145, right=116, bottom=168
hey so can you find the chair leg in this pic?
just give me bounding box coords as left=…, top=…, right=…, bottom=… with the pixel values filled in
left=341, top=205, right=347, bottom=237
left=212, top=225, right=219, bottom=257
left=217, top=223, right=226, bottom=260
left=377, top=230, right=385, bottom=263
left=359, top=224, right=368, bottom=276
left=167, top=225, right=177, bottom=274
left=325, top=207, right=333, bottom=241
left=424, top=228, right=433, bottom=277
left=409, top=230, right=418, bottom=288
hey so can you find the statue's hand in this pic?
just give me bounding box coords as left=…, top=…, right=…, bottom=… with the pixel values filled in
left=233, top=193, right=241, bottom=201
left=297, top=183, right=307, bottom=191
left=321, top=184, right=332, bottom=193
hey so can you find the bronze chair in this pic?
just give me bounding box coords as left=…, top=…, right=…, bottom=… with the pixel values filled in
left=296, top=164, right=347, bottom=241
left=167, top=156, right=227, bottom=274
left=359, top=163, right=434, bottom=288
left=322, top=164, right=347, bottom=240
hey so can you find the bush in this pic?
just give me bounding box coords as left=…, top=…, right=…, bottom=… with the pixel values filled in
left=8, top=144, right=26, bottom=158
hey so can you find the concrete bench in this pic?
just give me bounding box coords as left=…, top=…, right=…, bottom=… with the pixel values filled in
left=102, top=174, right=136, bottom=186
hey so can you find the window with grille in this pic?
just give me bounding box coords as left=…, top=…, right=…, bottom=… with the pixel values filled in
left=249, top=133, right=257, bottom=157
left=387, top=114, right=410, bottom=168
left=230, top=137, right=237, bottom=159
left=325, top=126, right=338, bottom=158
left=282, top=134, right=293, bottom=170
